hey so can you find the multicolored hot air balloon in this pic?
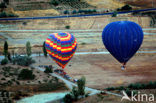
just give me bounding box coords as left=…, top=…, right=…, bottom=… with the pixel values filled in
left=45, top=32, right=77, bottom=69
left=102, top=21, right=144, bottom=70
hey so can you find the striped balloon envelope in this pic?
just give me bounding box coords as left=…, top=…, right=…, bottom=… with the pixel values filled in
left=45, top=32, right=77, bottom=69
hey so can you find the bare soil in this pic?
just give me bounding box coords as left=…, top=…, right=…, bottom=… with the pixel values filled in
left=33, top=53, right=156, bottom=90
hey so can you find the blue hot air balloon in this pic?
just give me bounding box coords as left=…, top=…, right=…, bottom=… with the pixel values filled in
left=102, top=21, right=144, bottom=70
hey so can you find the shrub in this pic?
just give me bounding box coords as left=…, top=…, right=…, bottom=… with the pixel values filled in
left=4, top=0, right=9, bottom=5
left=154, top=81, right=156, bottom=86
left=78, top=9, right=83, bottom=13
left=43, top=79, right=48, bottom=83
left=106, top=87, right=115, bottom=91
left=116, top=86, right=125, bottom=90
left=121, top=5, right=132, bottom=11
left=65, top=25, right=70, bottom=29
left=117, top=8, right=121, bottom=11
left=112, top=11, right=117, bottom=17
left=0, top=12, right=18, bottom=18
left=0, top=12, right=7, bottom=17
left=72, top=10, right=77, bottom=14
left=55, top=77, right=59, bottom=83
left=71, top=86, right=79, bottom=101
left=11, top=78, right=15, bottom=81
left=38, top=81, right=41, bottom=84
left=50, top=0, right=59, bottom=6
left=1, top=58, right=8, bottom=65
left=7, top=13, right=18, bottom=17
left=2, top=66, right=11, bottom=73
left=128, top=83, right=134, bottom=89
left=7, top=80, right=12, bottom=85
left=78, top=9, right=96, bottom=14
left=18, top=69, right=35, bottom=80
left=23, top=22, right=27, bottom=25
left=64, top=10, right=70, bottom=14
left=16, top=81, right=20, bottom=85
left=85, top=92, right=89, bottom=97
left=12, top=55, right=35, bottom=66
left=125, top=89, right=131, bottom=96
left=93, top=9, right=96, bottom=12
left=146, top=81, right=155, bottom=89
left=77, top=76, right=86, bottom=95
left=44, top=66, right=53, bottom=73
left=81, top=42, right=86, bottom=45
left=12, top=91, right=22, bottom=100
left=0, top=2, right=6, bottom=10
left=133, top=83, right=142, bottom=89
left=1, top=78, right=6, bottom=80
left=63, top=93, right=73, bottom=103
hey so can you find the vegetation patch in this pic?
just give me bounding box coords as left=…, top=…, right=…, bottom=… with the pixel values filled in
left=44, top=66, right=53, bottom=74
left=1, top=58, right=8, bottom=65
left=12, top=55, right=35, bottom=66
left=105, top=81, right=156, bottom=96
left=63, top=76, right=89, bottom=103
left=0, top=12, right=18, bottom=18
left=18, top=69, right=35, bottom=80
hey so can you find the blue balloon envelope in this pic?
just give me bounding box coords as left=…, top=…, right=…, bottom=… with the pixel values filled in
left=102, top=21, right=144, bottom=66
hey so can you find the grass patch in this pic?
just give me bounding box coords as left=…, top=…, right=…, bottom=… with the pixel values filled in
left=0, top=12, right=18, bottom=18
left=106, top=81, right=156, bottom=91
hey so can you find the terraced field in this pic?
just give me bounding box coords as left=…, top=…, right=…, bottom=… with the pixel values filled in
left=0, top=16, right=153, bottom=54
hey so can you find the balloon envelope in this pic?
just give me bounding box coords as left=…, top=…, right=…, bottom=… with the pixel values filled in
left=102, top=21, right=144, bottom=64
left=45, top=32, right=77, bottom=69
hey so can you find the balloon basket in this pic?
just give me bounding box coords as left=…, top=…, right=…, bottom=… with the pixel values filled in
left=121, top=66, right=125, bottom=70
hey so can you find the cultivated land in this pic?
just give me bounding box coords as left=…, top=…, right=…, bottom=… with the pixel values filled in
left=124, top=0, right=156, bottom=8
left=0, top=16, right=153, bottom=54
left=2, top=0, right=155, bottom=18
left=0, top=11, right=155, bottom=102
left=32, top=53, right=156, bottom=90
left=0, top=15, right=156, bottom=89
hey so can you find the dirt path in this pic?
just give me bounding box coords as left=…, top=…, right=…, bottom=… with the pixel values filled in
left=34, top=66, right=122, bottom=97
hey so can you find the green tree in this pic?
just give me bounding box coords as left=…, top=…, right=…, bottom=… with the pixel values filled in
left=71, top=86, right=79, bottom=101
left=72, top=10, right=77, bottom=14
left=1, top=58, right=8, bottom=65
left=44, top=66, right=53, bottom=73
left=3, top=0, right=9, bottom=5
left=63, top=93, right=73, bottom=103
left=18, top=69, right=35, bottom=80
left=0, top=2, right=7, bottom=12
left=64, top=10, right=69, bottom=14
left=121, top=5, right=132, bottom=11
left=50, top=0, right=59, bottom=6
left=77, top=76, right=86, bottom=95
left=26, top=41, right=31, bottom=57
left=3, top=41, right=8, bottom=58
left=112, top=11, right=117, bottom=17
left=7, top=52, right=11, bottom=61
left=65, top=25, right=70, bottom=29
left=43, top=41, right=47, bottom=57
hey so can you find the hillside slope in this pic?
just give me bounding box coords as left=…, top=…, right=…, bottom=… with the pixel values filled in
left=119, top=0, right=156, bottom=8
left=4, top=0, right=125, bottom=17
left=86, top=0, right=124, bottom=10
left=2, top=0, right=154, bottom=17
